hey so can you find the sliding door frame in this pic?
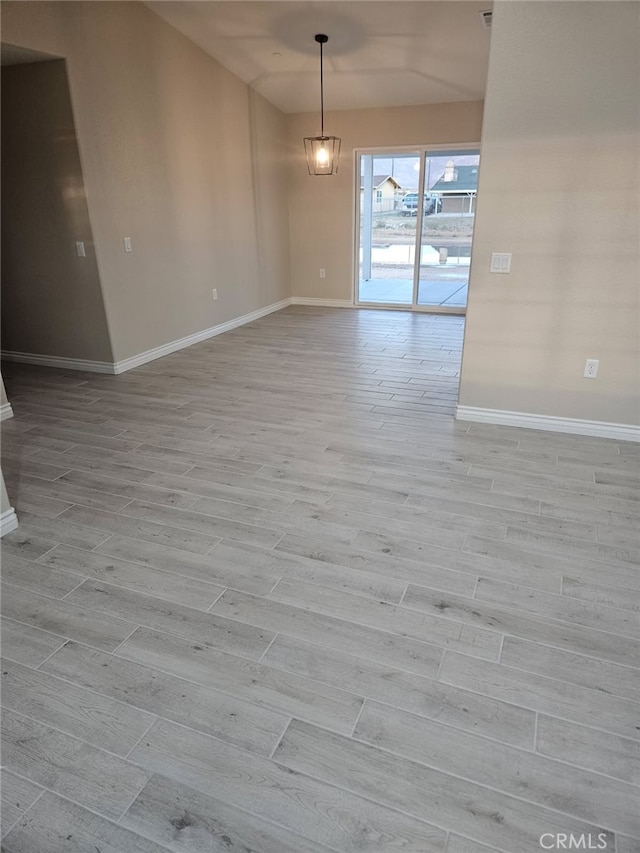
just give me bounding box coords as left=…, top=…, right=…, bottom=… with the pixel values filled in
left=353, top=142, right=481, bottom=314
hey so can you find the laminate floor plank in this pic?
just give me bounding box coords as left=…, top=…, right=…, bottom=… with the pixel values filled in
left=2, top=308, right=637, bottom=852
left=352, top=529, right=564, bottom=592
left=406, top=583, right=640, bottom=675
left=276, top=532, right=478, bottom=596
left=460, top=532, right=640, bottom=591
left=1, top=553, right=86, bottom=598
left=58, top=504, right=222, bottom=555
left=1, top=659, right=155, bottom=755
left=274, top=719, right=615, bottom=853
left=561, top=576, right=640, bottom=613
left=1, top=585, right=138, bottom=652
left=41, top=641, right=289, bottom=757
left=2, top=791, right=172, bottom=853
left=11, top=489, right=72, bottom=519
left=262, top=634, right=534, bottom=746
left=211, top=588, right=487, bottom=676
left=535, top=715, right=640, bottom=785
left=500, top=635, right=640, bottom=703
left=129, top=718, right=447, bottom=853
left=64, top=580, right=273, bottom=661
left=122, top=774, right=338, bottom=853
left=95, top=535, right=285, bottom=596
left=58, top=469, right=202, bottom=509
left=0, top=769, right=43, bottom=839
left=120, top=499, right=287, bottom=549
left=265, top=577, right=502, bottom=659
left=1, top=709, right=151, bottom=820
left=326, top=491, right=508, bottom=540
left=142, top=470, right=297, bottom=511
left=439, top=652, right=640, bottom=741
left=0, top=617, right=67, bottom=668
left=473, top=576, right=639, bottom=638
left=353, top=700, right=639, bottom=836
left=23, top=446, right=162, bottom=483
left=116, top=626, right=364, bottom=734
left=11, top=474, right=133, bottom=513
left=187, top=495, right=360, bottom=546
left=179, top=465, right=334, bottom=504
left=0, top=509, right=111, bottom=552
left=38, top=544, right=225, bottom=610
left=617, top=837, right=640, bottom=853
left=446, top=835, right=505, bottom=853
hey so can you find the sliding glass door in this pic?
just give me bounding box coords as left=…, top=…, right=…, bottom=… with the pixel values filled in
left=356, top=149, right=479, bottom=311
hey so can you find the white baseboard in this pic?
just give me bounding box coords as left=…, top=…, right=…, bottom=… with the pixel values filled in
left=1, top=298, right=293, bottom=377
left=0, top=507, right=19, bottom=537
left=112, top=298, right=292, bottom=373
left=1, top=351, right=116, bottom=374
left=456, top=405, right=640, bottom=442
left=1, top=402, right=14, bottom=420
left=290, top=297, right=355, bottom=308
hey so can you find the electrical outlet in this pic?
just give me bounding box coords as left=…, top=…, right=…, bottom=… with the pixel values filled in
left=584, top=359, right=599, bottom=379
left=75, top=241, right=86, bottom=258
left=212, top=289, right=218, bottom=301
left=319, top=268, right=326, bottom=279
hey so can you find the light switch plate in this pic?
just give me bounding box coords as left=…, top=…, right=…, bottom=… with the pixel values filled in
left=490, top=252, right=512, bottom=273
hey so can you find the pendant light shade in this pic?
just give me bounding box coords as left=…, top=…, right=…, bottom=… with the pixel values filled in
left=304, top=34, right=341, bottom=175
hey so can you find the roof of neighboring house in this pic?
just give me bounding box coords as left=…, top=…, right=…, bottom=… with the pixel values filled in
left=431, top=165, right=479, bottom=193
left=360, top=174, right=403, bottom=191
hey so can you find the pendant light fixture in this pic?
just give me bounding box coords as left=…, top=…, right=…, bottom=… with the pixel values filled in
left=304, top=34, right=341, bottom=175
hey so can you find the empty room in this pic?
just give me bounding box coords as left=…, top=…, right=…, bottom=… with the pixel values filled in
left=0, top=2, right=639, bottom=852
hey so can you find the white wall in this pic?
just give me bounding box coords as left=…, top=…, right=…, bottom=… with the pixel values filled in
left=1, top=1, right=291, bottom=364
left=459, top=1, right=640, bottom=426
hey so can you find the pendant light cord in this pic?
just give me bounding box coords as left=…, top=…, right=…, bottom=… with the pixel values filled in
left=319, top=38, right=324, bottom=138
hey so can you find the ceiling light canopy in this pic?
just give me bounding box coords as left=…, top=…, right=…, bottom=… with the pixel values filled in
left=304, top=34, right=341, bottom=175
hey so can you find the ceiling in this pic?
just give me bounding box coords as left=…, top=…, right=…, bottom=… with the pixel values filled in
left=145, top=1, right=493, bottom=114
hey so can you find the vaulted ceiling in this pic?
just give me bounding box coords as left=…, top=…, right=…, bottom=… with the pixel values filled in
left=145, top=1, right=493, bottom=114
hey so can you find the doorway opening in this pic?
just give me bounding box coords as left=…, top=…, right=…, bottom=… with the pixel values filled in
left=356, top=148, right=479, bottom=312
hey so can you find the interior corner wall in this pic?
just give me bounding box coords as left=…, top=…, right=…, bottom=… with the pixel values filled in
left=459, top=0, right=640, bottom=426
left=1, top=1, right=291, bottom=365
left=286, top=101, right=484, bottom=302
left=1, top=60, right=113, bottom=363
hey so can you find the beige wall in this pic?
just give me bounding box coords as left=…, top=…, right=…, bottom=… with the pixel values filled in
left=1, top=1, right=291, bottom=363
left=459, top=1, right=640, bottom=425
left=1, top=60, right=113, bottom=362
left=286, top=101, right=484, bottom=300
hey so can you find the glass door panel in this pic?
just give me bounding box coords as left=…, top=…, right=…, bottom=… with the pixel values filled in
left=417, top=153, right=479, bottom=308
left=357, top=152, right=420, bottom=305
left=356, top=149, right=479, bottom=311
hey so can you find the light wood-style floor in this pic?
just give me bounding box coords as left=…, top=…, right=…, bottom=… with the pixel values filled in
left=1, top=306, right=638, bottom=853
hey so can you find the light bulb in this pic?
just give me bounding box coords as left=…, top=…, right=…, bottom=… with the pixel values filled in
left=316, top=146, right=329, bottom=165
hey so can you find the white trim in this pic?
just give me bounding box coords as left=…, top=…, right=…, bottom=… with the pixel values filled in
left=1, top=351, right=116, bottom=374
left=1, top=298, right=293, bottom=377
left=456, top=405, right=640, bottom=442
left=0, top=507, right=19, bottom=537
left=290, top=297, right=355, bottom=308
left=1, top=402, right=14, bottom=420
left=112, top=298, right=292, bottom=373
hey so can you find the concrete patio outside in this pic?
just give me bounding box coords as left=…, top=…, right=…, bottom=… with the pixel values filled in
left=358, top=245, right=470, bottom=306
